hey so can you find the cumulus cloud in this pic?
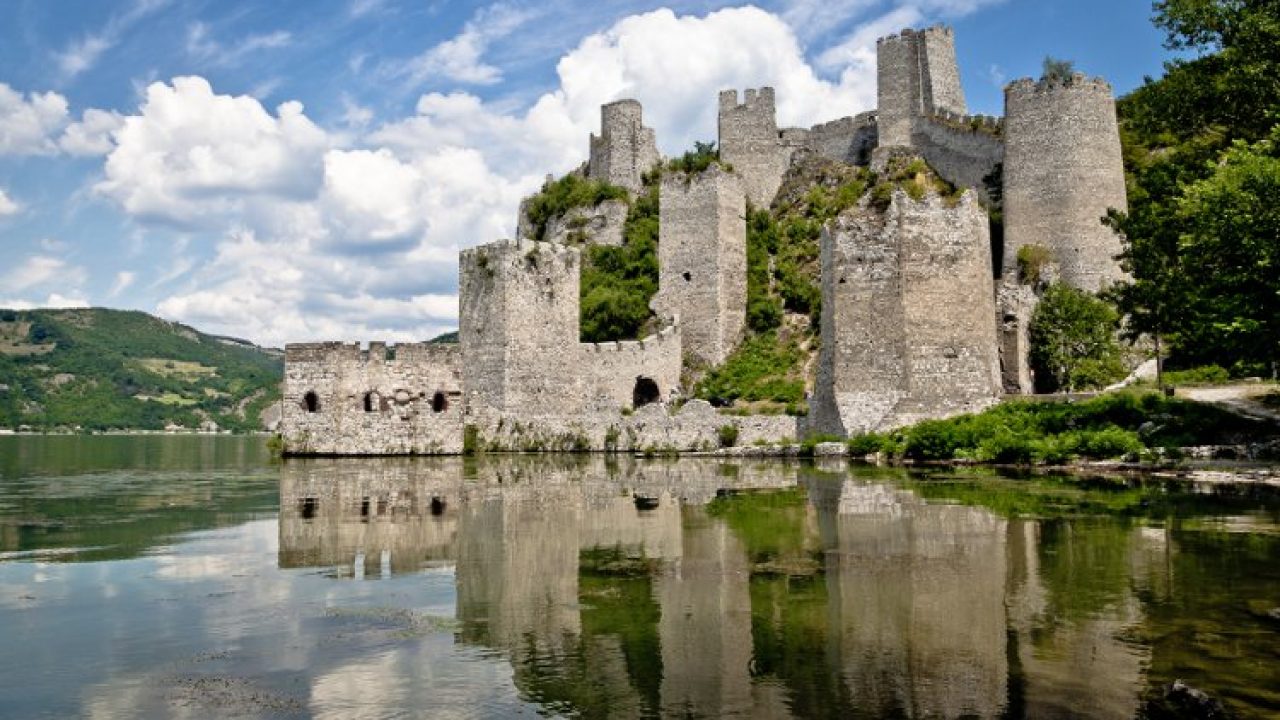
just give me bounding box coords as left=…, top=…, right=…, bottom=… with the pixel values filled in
left=0, top=188, right=18, bottom=216
left=59, top=108, right=125, bottom=156
left=96, top=76, right=329, bottom=226
left=0, top=83, right=69, bottom=155
left=397, top=3, right=536, bottom=86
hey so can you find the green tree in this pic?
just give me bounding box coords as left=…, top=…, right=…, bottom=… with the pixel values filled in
left=1029, top=285, right=1127, bottom=393
left=1041, top=56, right=1076, bottom=84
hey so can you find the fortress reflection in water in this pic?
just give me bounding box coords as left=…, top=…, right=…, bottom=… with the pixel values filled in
left=279, top=457, right=1163, bottom=719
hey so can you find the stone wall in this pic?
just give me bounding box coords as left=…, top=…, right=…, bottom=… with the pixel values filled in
left=803, top=113, right=879, bottom=167
left=1002, top=75, right=1128, bottom=292
left=588, top=100, right=661, bottom=194
left=718, top=88, right=789, bottom=207
left=910, top=115, right=1003, bottom=196
left=876, top=26, right=967, bottom=149
left=653, top=165, right=747, bottom=368
left=810, top=185, right=1001, bottom=436
left=281, top=341, right=463, bottom=454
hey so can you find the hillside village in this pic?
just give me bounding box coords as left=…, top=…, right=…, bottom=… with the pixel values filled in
left=281, top=24, right=1130, bottom=455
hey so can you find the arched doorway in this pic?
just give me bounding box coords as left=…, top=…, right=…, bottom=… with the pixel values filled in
left=431, top=391, right=448, bottom=413
left=633, top=376, right=660, bottom=408
left=303, top=391, right=320, bottom=413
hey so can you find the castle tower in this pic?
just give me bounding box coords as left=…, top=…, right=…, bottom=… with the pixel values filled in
left=588, top=99, right=661, bottom=194
left=876, top=26, right=968, bottom=150
left=459, top=239, right=581, bottom=414
left=718, top=87, right=789, bottom=207
left=1002, top=74, right=1127, bottom=292
left=810, top=181, right=1001, bottom=436
left=653, top=165, right=747, bottom=367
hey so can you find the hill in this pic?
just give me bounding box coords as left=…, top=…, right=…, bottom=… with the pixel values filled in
left=0, top=308, right=282, bottom=432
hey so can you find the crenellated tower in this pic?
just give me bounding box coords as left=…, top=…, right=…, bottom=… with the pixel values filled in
left=718, top=87, right=789, bottom=207
left=875, top=25, right=967, bottom=150
left=587, top=99, right=661, bottom=194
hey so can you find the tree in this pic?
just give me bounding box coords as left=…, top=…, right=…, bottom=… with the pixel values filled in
left=1029, top=285, right=1127, bottom=393
left=1041, top=56, right=1076, bottom=84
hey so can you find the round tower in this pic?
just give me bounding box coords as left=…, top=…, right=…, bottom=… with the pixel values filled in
left=1001, top=74, right=1127, bottom=292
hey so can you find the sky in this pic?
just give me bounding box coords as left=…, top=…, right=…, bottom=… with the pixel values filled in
left=0, top=0, right=1174, bottom=347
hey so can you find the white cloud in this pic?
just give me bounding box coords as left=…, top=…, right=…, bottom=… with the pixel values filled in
left=0, top=255, right=87, bottom=296
left=349, top=0, right=387, bottom=18
left=0, top=188, right=18, bottom=216
left=0, top=293, right=91, bottom=311
left=397, top=3, right=535, bottom=86
left=185, top=22, right=292, bottom=66
left=59, top=108, right=124, bottom=156
left=96, top=76, right=329, bottom=226
left=109, top=271, right=136, bottom=297
left=0, top=83, right=70, bottom=155
left=54, top=0, right=170, bottom=79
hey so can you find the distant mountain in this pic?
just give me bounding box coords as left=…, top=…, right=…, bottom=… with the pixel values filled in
left=0, top=308, right=282, bottom=432
left=429, top=330, right=459, bottom=344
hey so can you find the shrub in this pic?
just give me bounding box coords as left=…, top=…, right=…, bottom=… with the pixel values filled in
left=523, top=174, right=627, bottom=242
left=1016, top=244, right=1054, bottom=285
left=667, top=141, right=719, bottom=174
left=1162, top=365, right=1231, bottom=385
left=1029, top=284, right=1127, bottom=392
left=847, top=432, right=890, bottom=457
left=718, top=424, right=739, bottom=448
left=1071, top=426, right=1144, bottom=459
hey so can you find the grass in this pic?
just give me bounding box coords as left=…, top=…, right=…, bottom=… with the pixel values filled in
left=863, top=391, right=1273, bottom=465
left=694, top=331, right=807, bottom=410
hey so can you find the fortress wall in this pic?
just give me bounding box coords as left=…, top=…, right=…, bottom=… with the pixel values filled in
left=918, top=25, right=967, bottom=116
left=910, top=116, right=1003, bottom=195
left=876, top=31, right=921, bottom=148
left=588, top=99, right=661, bottom=194
left=805, top=113, right=879, bottom=167
left=281, top=341, right=463, bottom=455
left=895, top=190, right=1003, bottom=423
left=579, top=323, right=682, bottom=411
left=654, top=165, right=747, bottom=367
left=718, top=88, right=789, bottom=207
left=811, top=186, right=1000, bottom=436
left=1003, top=75, right=1128, bottom=292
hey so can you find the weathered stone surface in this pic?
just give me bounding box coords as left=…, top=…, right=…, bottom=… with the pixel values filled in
left=876, top=26, right=967, bottom=150
left=542, top=199, right=628, bottom=246
left=588, top=100, right=660, bottom=194
left=810, top=185, right=1002, bottom=435
left=282, top=342, right=463, bottom=455
left=718, top=88, right=790, bottom=207
left=1002, top=75, right=1128, bottom=292
left=653, top=166, right=747, bottom=368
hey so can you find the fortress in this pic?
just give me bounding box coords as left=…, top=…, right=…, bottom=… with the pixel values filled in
left=282, top=24, right=1128, bottom=455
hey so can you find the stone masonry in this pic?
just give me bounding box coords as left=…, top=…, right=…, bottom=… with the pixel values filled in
left=587, top=100, right=661, bottom=194
left=282, top=342, right=463, bottom=454
left=809, top=184, right=1002, bottom=435
left=653, top=164, right=747, bottom=368
left=718, top=88, right=790, bottom=207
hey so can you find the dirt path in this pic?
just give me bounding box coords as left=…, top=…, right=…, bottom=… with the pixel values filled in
left=1179, top=384, right=1280, bottom=424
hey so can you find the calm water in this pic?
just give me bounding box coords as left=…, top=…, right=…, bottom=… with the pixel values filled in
left=0, top=436, right=1278, bottom=719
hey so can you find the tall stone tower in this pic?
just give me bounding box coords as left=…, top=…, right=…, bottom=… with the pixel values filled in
left=875, top=25, right=967, bottom=150
left=588, top=99, right=661, bottom=194
left=459, top=239, right=581, bottom=414
left=809, top=182, right=1001, bottom=436
left=653, top=165, right=747, bottom=368
left=1002, top=75, right=1127, bottom=292
left=718, top=87, right=789, bottom=208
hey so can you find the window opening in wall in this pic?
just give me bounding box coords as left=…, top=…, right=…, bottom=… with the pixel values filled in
left=432, top=391, right=448, bottom=413
left=431, top=497, right=446, bottom=515
left=361, top=497, right=370, bottom=518
left=303, top=391, right=320, bottom=413
left=363, top=392, right=377, bottom=412
left=633, top=376, right=660, bottom=407
left=682, top=271, right=692, bottom=282
left=300, top=497, right=318, bottom=519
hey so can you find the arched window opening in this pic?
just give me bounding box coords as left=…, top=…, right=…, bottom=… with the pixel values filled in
left=363, top=392, right=377, bottom=412
left=633, top=376, right=660, bottom=408
left=299, top=497, right=318, bottom=519
left=303, top=391, right=320, bottom=413
left=432, top=391, right=448, bottom=413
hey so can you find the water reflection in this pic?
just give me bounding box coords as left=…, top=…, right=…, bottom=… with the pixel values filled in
left=277, top=457, right=1280, bottom=718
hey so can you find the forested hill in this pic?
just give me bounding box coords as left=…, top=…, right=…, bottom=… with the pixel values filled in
left=0, top=308, right=282, bottom=432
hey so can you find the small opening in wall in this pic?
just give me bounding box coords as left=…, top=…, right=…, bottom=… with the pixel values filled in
left=360, top=497, right=370, bottom=518
left=303, top=391, right=320, bottom=413
left=682, top=272, right=692, bottom=282
left=300, top=497, right=318, bottom=519
left=363, top=392, right=377, bottom=412
left=432, top=391, right=448, bottom=413
left=430, top=497, right=446, bottom=515
left=633, top=376, right=660, bottom=408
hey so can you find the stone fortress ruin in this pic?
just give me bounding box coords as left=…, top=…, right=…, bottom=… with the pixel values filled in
left=282, top=24, right=1127, bottom=455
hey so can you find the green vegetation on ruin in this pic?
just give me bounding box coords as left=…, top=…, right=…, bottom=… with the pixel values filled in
left=1029, top=284, right=1128, bottom=393
left=694, top=331, right=807, bottom=413
left=522, top=173, right=628, bottom=243
left=579, top=178, right=661, bottom=343
left=845, top=390, right=1274, bottom=465
left=0, top=308, right=281, bottom=432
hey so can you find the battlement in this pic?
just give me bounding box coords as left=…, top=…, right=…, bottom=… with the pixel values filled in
left=876, top=24, right=954, bottom=46
left=926, top=110, right=1003, bottom=136
left=285, top=341, right=458, bottom=366
left=583, top=322, right=680, bottom=355
left=718, top=86, right=776, bottom=113
left=587, top=98, right=660, bottom=193
left=1005, top=74, right=1115, bottom=99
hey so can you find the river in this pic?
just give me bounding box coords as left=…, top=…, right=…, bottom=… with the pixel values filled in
left=0, top=435, right=1277, bottom=718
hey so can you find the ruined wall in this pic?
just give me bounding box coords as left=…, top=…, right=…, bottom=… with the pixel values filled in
left=543, top=199, right=628, bottom=246
left=654, top=165, right=747, bottom=368
left=718, top=88, right=789, bottom=207
left=810, top=186, right=1001, bottom=436
left=1003, top=75, right=1128, bottom=292
left=876, top=26, right=967, bottom=149
left=578, top=324, right=682, bottom=411
left=588, top=100, right=661, bottom=194
left=282, top=341, right=463, bottom=455
left=910, top=114, right=1003, bottom=195
left=804, top=113, right=879, bottom=167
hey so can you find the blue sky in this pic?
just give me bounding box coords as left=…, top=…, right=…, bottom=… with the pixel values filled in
left=0, top=0, right=1173, bottom=346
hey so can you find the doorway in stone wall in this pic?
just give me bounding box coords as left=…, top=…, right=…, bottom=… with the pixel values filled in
left=633, top=376, right=660, bottom=407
